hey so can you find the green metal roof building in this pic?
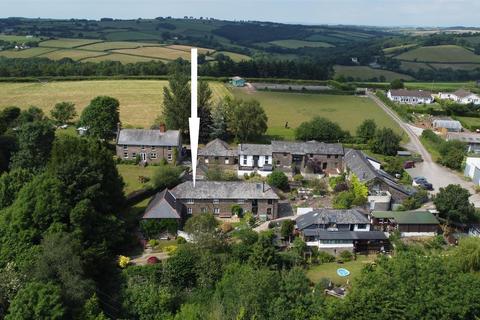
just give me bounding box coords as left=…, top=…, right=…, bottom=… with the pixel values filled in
left=371, top=211, right=439, bottom=236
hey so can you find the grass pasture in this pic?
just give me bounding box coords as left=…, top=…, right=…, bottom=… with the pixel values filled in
left=269, top=39, right=333, bottom=49
left=400, top=61, right=433, bottom=72
left=165, top=45, right=213, bottom=55
left=39, top=38, right=102, bottom=48
left=231, top=88, right=403, bottom=139
left=79, top=41, right=160, bottom=51
left=216, top=51, right=251, bottom=62
left=113, top=47, right=191, bottom=60
left=0, top=80, right=230, bottom=128
left=0, top=34, right=42, bottom=42
left=334, top=65, right=413, bottom=81
left=405, top=81, right=478, bottom=91
left=82, top=53, right=163, bottom=63
left=117, top=164, right=157, bottom=194
left=0, top=47, right=57, bottom=58
left=37, top=49, right=109, bottom=61
left=456, top=116, right=480, bottom=130
left=395, top=45, right=480, bottom=63
left=383, top=44, right=417, bottom=54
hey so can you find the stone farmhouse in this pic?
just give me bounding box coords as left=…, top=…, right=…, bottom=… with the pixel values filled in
left=143, top=181, right=280, bottom=221
left=387, top=89, right=434, bottom=105
left=198, top=139, right=345, bottom=178
left=116, top=124, right=182, bottom=164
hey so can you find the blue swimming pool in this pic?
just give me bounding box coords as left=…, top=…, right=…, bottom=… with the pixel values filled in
left=337, top=268, right=350, bottom=277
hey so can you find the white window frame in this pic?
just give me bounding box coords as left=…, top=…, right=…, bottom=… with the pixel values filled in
left=213, top=199, right=219, bottom=204
left=167, top=154, right=173, bottom=161
left=201, top=207, right=208, bottom=213
left=187, top=208, right=193, bottom=215
left=141, top=145, right=145, bottom=150
left=123, top=145, right=128, bottom=150
left=187, top=199, right=194, bottom=204
left=167, top=146, right=172, bottom=151
left=150, top=153, right=157, bottom=159
left=151, top=146, right=156, bottom=151
left=213, top=208, right=220, bottom=214
left=132, top=152, right=137, bottom=157
left=238, top=199, right=245, bottom=204
left=123, top=152, right=128, bottom=158
left=205, top=157, right=209, bottom=164
left=225, top=158, right=229, bottom=164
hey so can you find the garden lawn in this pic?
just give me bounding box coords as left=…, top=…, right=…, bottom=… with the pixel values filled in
left=456, top=116, right=480, bottom=130
left=306, top=255, right=376, bottom=285
left=117, top=164, right=157, bottom=194
left=0, top=80, right=230, bottom=128
left=232, top=89, right=403, bottom=140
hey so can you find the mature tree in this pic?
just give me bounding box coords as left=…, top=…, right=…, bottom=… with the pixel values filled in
left=434, top=184, right=475, bottom=224
left=369, top=127, right=401, bottom=156
left=210, top=97, right=232, bottom=140
left=0, top=106, right=21, bottom=134
left=455, top=237, right=480, bottom=272
left=10, top=121, right=55, bottom=171
left=438, top=140, right=467, bottom=170
left=280, top=220, right=295, bottom=241
left=295, top=116, right=349, bottom=142
left=16, top=106, right=46, bottom=124
left=184, top=213, right=225, bottom=251
left=333, top=251, right=480, bottom=320
left=198, top=81, right=213, bottom=143
left=5, top=281, right=65, bottom=320
left=151, top=164, right=183, bottom=190
left=121, top=264, right=175, bottom=320
left=0, top=135, right=16, bottom=174
left=390, top=79, right=405, bottom=89
left=0, top=262, right=24, bottom=319
left=47, top=135, right=125, bottom=214
left=163, top=245, right=199, bottom=289
left=229, top=99, right=268, bottom=142
left=79, top=96, right=120, bottom=140
left=249, top=231, right=277, bottom=269
left=214, top=263, right=280, bottom=320
left=50, top=101, right=77, bottom=124
left=162, top=71, right=190, bottom=133
left=267, top=170, right=289, bottom=191
left=82, top=294, right=108, bottom=320
left=351, top=174, right=368, bottom=206
left=356, top=119, right=377, bottom=143
left=0, top=169, right=33, bottom=210
left=34, top=232, right=94, bottom=311
left=333, top=190, right=355, bottom=209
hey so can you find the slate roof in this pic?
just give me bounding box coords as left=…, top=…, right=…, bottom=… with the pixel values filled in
left=344, top=149, right=413, bottom=196
left=389, top=89, right=433, bottom=99
left=447, top=132, right=480, bottom=144
left=117, top=129, right=180, bottom=146
left=302, top=229, right=387, bottom=240
left=143, top=190, right=181, bottom=219
left=172, top=181, right=279, bottom=200
left=198, top=139, right=237, bottom=157
left=453, top=89, right=477, bottom=99
left=238, top=144, right=272, bottom=156
left=432, top=119, right=462, bottom=130
left=371, top=211, right=439, bottom=225
left=272, top=140, right=344, bottom=155
left=296, top=208, right=369, bottom=230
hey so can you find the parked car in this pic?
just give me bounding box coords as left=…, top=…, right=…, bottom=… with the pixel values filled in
left=404, top=161, right=415, bottom=169
left=413, top=177, right=433, bottom=190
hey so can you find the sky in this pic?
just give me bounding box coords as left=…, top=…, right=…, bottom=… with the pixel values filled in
left=1, top=0, right=479, bottom=27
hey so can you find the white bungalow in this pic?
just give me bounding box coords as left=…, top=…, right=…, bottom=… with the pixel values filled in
left=439, top=89, right=480, bottom=105
left=387, top=89, right=434, bottom=105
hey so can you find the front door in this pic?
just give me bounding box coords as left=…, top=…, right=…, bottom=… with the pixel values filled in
left=253, top=156, right=259, bottom=167
left=141, top=153, right=147, bottom=162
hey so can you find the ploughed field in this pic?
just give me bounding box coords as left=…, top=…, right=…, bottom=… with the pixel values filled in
left=0, top=80, right=402, bottom=139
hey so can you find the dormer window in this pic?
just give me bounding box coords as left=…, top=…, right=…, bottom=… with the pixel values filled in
left=123, top=145, right=128, bottom=150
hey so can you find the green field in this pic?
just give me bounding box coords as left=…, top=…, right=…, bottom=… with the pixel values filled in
left=405, top=81, right=478, bottom=91
left=39, top=38, right=102, bottom=48
left=0, top=47, right=57, bottom=58
left=334, top=65, right=413, bottom=81
left=456, top=116, right=480, bottom=130
left=82, top=53, right=163, bottom=63
left=400, top=61, right=433, bottom=72
left=215, top=51, right=251, bottom=62
left=80, top=41, right=160, bottom=51
left=0, top=80, right=230, bottom=128
left=0, top=34, right=41, bottom=42
left=38, top=49, right=108, bottom=61
left=306, top=255, right=376, bottom=285
left=429, top=63, right=480, bottom=71
left=395, top=45, right=480, bottom=63
left=232, top=88, right=403, bottom=139
left=269, top=39, right=333, bottom=49
left=383, top=44, right=417, bottom=54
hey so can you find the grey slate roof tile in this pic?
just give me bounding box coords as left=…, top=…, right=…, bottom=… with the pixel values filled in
left=172, top=181, right=279, bottom=200
left=143, top=189, right=181, bottom=219
left=272, top=140, right=344, bottom=155
left=296, top=208, right=369, bottom=230
left=199, top=139, right=237, bottom=157
left=117, top=129, right=180, bottom=146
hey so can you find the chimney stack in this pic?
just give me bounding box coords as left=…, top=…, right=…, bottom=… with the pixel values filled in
left=159, top=123, right=166, bottom=133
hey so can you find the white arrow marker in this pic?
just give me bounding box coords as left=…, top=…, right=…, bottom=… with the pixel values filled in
left=189, top=48, right=200, bottom=187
